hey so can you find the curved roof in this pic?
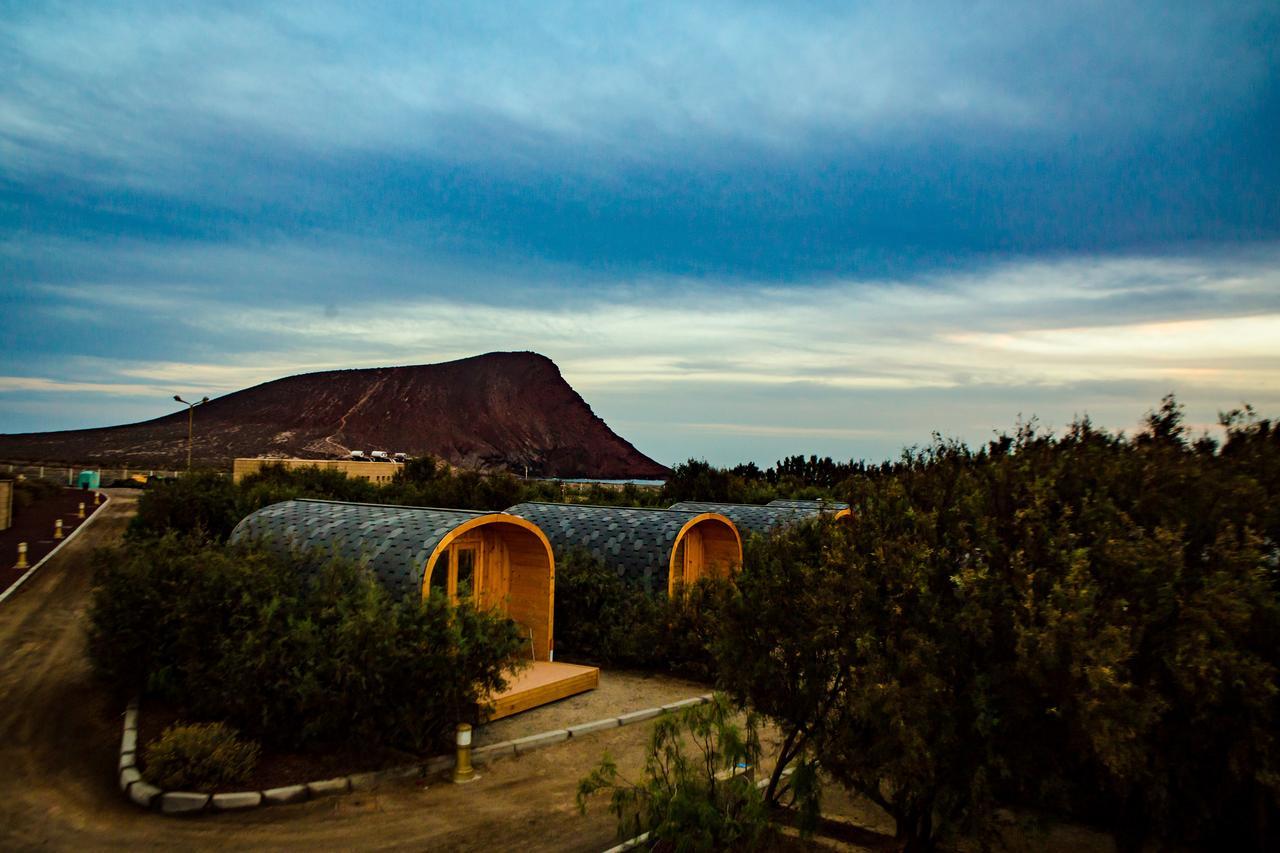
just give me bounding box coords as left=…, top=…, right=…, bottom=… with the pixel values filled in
left=504, top=502, right=736, bottom=594
left=228, top=499, right=546, bottom=599
left=766, top=499, right=851, bottom=511
left=667, top=501, right=833, bottom=536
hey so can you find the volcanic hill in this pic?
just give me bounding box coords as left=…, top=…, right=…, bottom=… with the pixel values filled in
left=0, top=352, right=668, bottom=479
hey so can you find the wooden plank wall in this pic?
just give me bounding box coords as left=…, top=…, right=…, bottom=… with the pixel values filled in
left=696, top=519, right=742, bottom=582
left=500, top=525, right=553, bottom=661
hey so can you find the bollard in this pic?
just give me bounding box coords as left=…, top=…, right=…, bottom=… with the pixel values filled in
left=451, top=723, right=477, bottom=784
left=54, top=519, right=63, bottom=540
left=15, top=542, right=28, bottom=570
left=94, top=490, right=101, bottom=505
left=78, top=502, right=86, bottom=519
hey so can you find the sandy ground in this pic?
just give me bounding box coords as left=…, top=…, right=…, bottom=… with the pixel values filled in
left=475, top=669, right=710, bottom=745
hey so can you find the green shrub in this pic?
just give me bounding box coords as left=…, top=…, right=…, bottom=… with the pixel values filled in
left=553, top=547, right=728, bottom=679
left=578, top=694, right=798, bottom=851
left=11, top=477, right=62, bottom=515
left=717, top=401, right=1280, bottom=852
left=88, top=535, right=526, bottom=753
left=552, top=548, right=644, bottom=665
left=126, top=469, right=240, bottom=542
left=144, top=722, right=260, bottom=790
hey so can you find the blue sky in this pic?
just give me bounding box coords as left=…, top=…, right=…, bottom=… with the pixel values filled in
left=2, top=1, right=1278, bottom=466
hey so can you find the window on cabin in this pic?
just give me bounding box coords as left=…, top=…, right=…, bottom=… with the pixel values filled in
left=455, top=547, right=477, bottom=602
left=429, top=552, right=450, bottom=598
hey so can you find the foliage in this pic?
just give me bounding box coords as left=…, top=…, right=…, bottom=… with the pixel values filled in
left=655, top=576, right=735, bottom=682
left=88, top=535, right=526, bottom=753
left=126, top=469, right=241, bottom=541
left=716, top=518, right=854, bottom=813
left=717, top=397, right=1280, bottom=851
left=236, top=462, right=380, bottom=516
left=820, top=443, right=1010, bottom=852
left=553, top=547, right=729, bottom=679
left=125, top=458, right=673, bottom=547
left=660, top=455, right=884, bottom=505
left=578, top=694, right=793, bottom=851
left=10, top=477, right=62, bottom=515
left=552, top=547, right=646, bottom=665
left=144, top=722, right=260, bottom=790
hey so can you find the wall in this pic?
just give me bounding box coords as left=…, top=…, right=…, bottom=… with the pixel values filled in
left=0, top=480, right=11, bottom=531
left=231, top=457, right=403, bottom=485
left=0, top=463, right=177, bottom=487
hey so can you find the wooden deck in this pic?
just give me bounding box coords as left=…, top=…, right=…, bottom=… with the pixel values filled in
left=482, top=661, right=600, bottom=721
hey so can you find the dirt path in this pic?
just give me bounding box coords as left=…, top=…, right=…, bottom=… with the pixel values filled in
left=0, top=490, right=650, bottom=852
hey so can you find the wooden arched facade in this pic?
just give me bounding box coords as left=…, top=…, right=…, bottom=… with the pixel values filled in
left=503, top=502, right=742, bottom=596
left=670, top=499, right=854, bottom=537
left=230, top=499, right=556, bottom=660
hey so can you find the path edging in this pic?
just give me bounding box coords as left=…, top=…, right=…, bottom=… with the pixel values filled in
left=119, top=691, right=716, bottom=816
left=0, top=493, right=110, bottom=606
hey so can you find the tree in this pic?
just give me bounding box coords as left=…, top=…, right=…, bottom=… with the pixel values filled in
left=578, top=694, right=785, bottom=851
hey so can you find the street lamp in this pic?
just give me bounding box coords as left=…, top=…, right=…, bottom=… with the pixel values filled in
left=174, top=394, right=209, bottom=471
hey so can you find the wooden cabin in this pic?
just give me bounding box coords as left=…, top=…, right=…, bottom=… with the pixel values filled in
left=229, top=499, right=597, bottom=719
left=503, top=502, right=742, bottom=596
left=670, top=499, right=854, bottom=537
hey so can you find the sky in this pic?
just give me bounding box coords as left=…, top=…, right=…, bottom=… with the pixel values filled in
left=2, top=1, right=1278, bottom=466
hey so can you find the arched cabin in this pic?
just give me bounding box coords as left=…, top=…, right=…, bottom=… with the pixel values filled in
left=670, top=500, right=854, bottom=537
left=503, top=502, right=742, bottom=596
left=229, top=499, right=598, bottom=718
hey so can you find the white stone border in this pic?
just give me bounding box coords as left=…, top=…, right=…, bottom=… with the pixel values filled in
left=119, top=692, right=716, bottom=816
left=0, top=492, right=109, bottom=606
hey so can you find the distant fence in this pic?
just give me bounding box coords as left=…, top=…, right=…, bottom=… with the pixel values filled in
left=0, top=462, right=189, bottom=487
left=0, top=461, right=664, bottom=492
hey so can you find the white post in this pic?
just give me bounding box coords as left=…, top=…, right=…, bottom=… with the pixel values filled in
left=452, top=723, right=477, bottom=783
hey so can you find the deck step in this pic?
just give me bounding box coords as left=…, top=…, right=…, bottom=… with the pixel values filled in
left=482, top=661, right=600, bottom=721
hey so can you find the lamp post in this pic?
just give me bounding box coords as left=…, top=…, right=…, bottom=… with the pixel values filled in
left=173, top=395, right=209, bottom=471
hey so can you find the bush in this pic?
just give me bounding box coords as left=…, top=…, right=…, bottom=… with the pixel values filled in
left=553, top=547, right=728, bottom=679
left=126, top=470, right=240, bottom=542
left=144, top=722, right=260, bottom=790
left=88, top=535, right=526, bottom=753
left=718, top=401, right=1280, bottom=852
left=552, top=548, right=646, bottom=665
left=11, top=477, right=62, bottom=515
left=578, top=694, right=797, bottom=851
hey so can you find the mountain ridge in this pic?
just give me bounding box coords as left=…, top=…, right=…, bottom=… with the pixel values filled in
left=0, top=352, right=668, bottom=479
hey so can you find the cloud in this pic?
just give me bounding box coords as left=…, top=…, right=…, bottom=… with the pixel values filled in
left=0, top=376, right=165, bottom=395
left=3, top=2, right=1276, bottom=282
left=3, top=4, right=1278, bottom=462
left=4, top=2, right=1272, bottom=176
left=4, top=243, right=1278, bottom=462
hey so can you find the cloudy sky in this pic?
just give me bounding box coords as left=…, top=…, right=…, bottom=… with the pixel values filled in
left=2, top=1, right=1278, bottom=465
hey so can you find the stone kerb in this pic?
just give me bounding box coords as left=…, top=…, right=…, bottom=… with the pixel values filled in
left=117, top=692, right=716, bottom=816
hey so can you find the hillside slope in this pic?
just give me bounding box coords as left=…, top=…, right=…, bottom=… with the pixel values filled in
left=0, top=352, right=668, bottom=479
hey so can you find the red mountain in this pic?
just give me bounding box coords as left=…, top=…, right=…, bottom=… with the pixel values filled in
left=0, top=352, right=668, bottom=479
